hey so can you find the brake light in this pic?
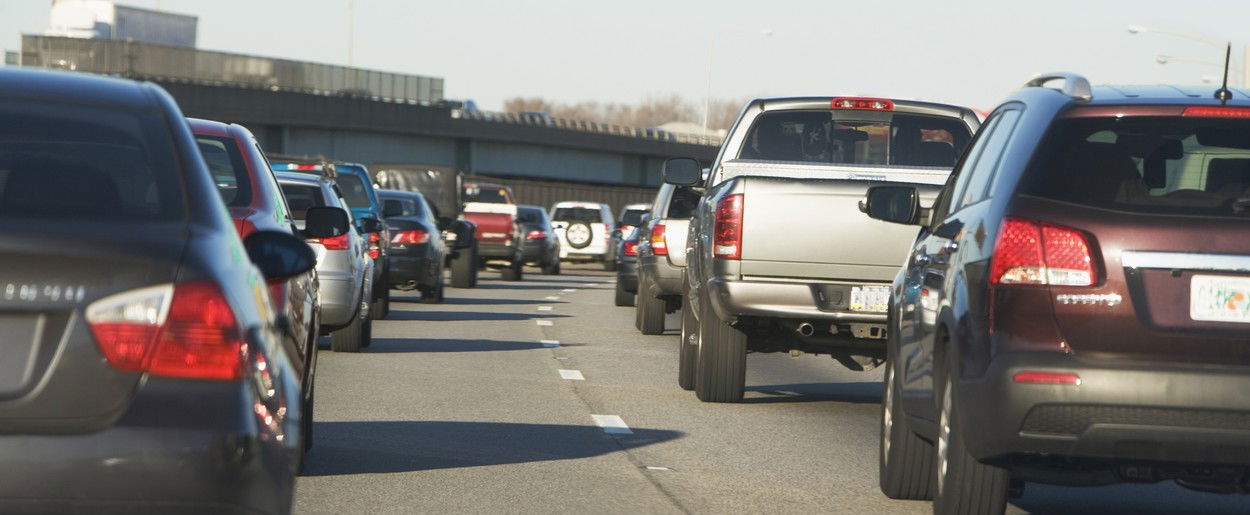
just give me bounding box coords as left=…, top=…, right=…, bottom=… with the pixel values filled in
left=308, top=233, right=349, bottom=250
left=87, top=282, right=245, bottom=381
left=1183, top=106, right=1250, bottom=119
left=367, top=232, right=381, bottom=259
left=624, top=241, right=638, bottom=256
left=526, top=230, right=547, bottom=240
left=831, top=97, right=895, bottom=111
left=990, top=218, right=1096, bottom=286
left=392, top=229, right=430, bottom=245
left=280, top=164, right=322, bottom=172
left=1013, top=372, right=1081, bottom=386
left=650, top=222, right=668, bottom=256
left=714, top=194, right=744, bottom=259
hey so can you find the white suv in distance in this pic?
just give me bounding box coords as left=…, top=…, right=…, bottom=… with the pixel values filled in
left=550, top=201, right=614, bottom=266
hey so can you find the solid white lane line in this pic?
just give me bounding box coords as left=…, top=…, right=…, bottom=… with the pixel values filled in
left=540, top=339, right=560, bottom=347
left=537, top=306, right=553, bottom=311
left=537, top=320, right=553, bottom=326
left=562, top=288, right=576, bottom=293
left=591, top=415, right=633, bottom=435
left=645, top=466, right=672, bottom=471
left=558, top=369, right=585, bottom=380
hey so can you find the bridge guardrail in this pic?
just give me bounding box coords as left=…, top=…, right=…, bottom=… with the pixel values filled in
left=453, top=109, right=722, bottom=146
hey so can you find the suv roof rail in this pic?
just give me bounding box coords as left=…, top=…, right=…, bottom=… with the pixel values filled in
left=1022, top=72, right=1093, bottom=101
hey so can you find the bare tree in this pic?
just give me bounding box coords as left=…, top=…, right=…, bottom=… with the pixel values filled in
left=500, top=94, right=746, bottom=132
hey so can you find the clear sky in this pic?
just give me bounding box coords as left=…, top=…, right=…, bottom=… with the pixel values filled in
left=3, top=0, right=1248, bottom=113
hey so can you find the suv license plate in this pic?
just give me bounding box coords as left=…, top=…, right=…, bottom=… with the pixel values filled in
left=1190, top=274, right=1250, bottom=323
left=850, top=286, right=890, bottom=313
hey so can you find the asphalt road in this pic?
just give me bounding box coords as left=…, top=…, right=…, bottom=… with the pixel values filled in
left=294, top=264, right=1250, bottom=514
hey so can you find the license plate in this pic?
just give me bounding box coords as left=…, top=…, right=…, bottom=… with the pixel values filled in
left=1190, top=274, right=1250, bottom=323
left=850, top=285, right=890, bottom=313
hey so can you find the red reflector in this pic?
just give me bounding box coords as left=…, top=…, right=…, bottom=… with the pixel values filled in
left=1182, top=106, right=1250, bottom=119
left=284, top=164, right=322, bottom=171
left=148, top=282, right=244, bottom=381
left=392, top=229, right=430, bottom=245
left=650, top=222, right=668, bottom=256
left=714, top=194, right=743, bottom=260
left=1013, top=372, right=1081, bottom=386
left=525, top=230, right=546, bottom=240
left=91, top=324, right=160, bottom=373
left=624, top=241, right=638, bottom=256
left=990, top=218, right=1096, bottom=287
left=831, top=97, right=895, bottom=111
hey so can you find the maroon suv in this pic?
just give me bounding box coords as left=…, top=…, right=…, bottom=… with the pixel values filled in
left=189, top=118, right=321, bottom=453
left=864, top=74, right=1250, bottom=513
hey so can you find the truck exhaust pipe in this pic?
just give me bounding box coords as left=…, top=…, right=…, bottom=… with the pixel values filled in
left=797, top=322, right=815, bottom=337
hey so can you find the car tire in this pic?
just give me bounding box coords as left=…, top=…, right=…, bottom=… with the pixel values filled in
left=420, top=277, right=444, bottom=304
left=302, top=379, right=315, bottom=454
left=637, top=276, right=665, bottom=335
left=501, top=259, right=524, bottom=281
left=329, top=311, right=364, bottom=352
left=694, top=288, right=746, bottom=402
left=614, top=280, right=635, bottom=307
left=359, top=308, right=372, bottom=348
left=677, top=282, right=697, bottom=391
left=933, top=360, right=1009, bottom=515
left=371, top=286, right=389, bottom=320
left=879, top=353, right=935, bottom=500
left=542, top=258, right=561, bottom=275
left=450, top=245, right=478, bottom=288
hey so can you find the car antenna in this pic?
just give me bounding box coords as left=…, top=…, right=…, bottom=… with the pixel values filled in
left=1214, top=43, right=1233, bottom=105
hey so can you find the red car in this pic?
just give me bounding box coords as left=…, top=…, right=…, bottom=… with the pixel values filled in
left=189, top=118, right=321, bottom=453
left=463, top=182, right=525, bottom=280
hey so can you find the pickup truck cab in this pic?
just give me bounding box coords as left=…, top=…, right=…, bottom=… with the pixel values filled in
left=463, top=182, right=524, bottom=281
left=673, top=96, right=978, bottom=402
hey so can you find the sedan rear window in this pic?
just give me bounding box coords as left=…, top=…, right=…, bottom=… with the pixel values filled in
left=195, top=136, right=252, bottom=207
left=738, top=110, right=971, bottom=167
left=1021, top=116, right=1250, bottom=218
left=0, top=99, right=184, bottom=220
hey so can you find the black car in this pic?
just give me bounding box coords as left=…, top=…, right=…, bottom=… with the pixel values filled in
left=0, top=68, right=345, bottom=514
left=379, top=189, right=447, bottom=303
left=615, top=227, right=641, bottom=307
left=517, top=204, right=561, bottom=275
left=866, top=72, right=1250, bottom=514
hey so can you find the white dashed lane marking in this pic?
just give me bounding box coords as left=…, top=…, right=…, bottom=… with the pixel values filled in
left=545, top=296, right=560, bottom=300
left=591, top=415, right=633, bottom=435
left=558, top=369, right=585, bottom=380
left=537, top=306, right=553, bottom=311
left=537, top=320, right=553, bottom=326
left=562, top=288, right=576, bottom=293
left=540, top=339, right=560, bottom=347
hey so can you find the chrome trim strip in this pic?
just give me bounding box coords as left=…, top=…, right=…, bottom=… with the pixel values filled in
left=1121, top=251, right=1250, bottom=272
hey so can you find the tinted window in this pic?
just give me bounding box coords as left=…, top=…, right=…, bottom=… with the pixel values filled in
left=517, top=208, right=545, bottom=224
left=280, top=184, right=326, bottom=220
left=0, top=99, right=184, bottom=220
left=738, top=110, right=971, bottom=167
left=1020, top=116, right=1250, bottom=218
left=619, top=209, right=647, bottom=225
left=336, top=174, right=372, bottom=209
left=955, top=109, right=1021, bottom=209
left=552, top=207, right=604, bottom=223
left=383, top=198, right=409, bottom=217
left=196, top=136, right=252, bottom=207
left=667, top=187, right=702, bottom=218
left=465, top=185, right=509, bottom=203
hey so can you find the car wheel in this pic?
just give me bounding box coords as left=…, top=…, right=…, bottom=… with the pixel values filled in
left=565, top=221, right=593, bottom=249
left=421, top=277, right=445, bottom=304
left=879, top=354, right=935, bottom=499
left=450, top=245, right=477, bottom=288
left=933, top=359, right=1009, bottom=515
left=678, top=282, right=697, bottom=391
left=329, top=311, right=364, bottom=352
left=501, top=259, right=523, bottom=281
left=694, top=287, right=746, bottom=402
left=542, top=258, right=560, bottom=275
left=301, top=379, right=315, bottom=455
left=359, top=308, right=372, bottom=349
left=636, top=275, right=665, bottom=335
left=614, top=280, right=635, bottom=306
left=370, top=287, right=389, bottom=320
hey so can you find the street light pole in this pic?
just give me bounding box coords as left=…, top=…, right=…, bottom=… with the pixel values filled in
left=702, top=28, right=773, bottom=135
left=1128, top=24, right=1247, bottom=87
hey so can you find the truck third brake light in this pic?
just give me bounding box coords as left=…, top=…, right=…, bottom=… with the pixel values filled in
left=831, top=97, right=895, bottom=111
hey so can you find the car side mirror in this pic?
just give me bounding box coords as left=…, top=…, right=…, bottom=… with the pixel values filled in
left=860, top=186, right=921, bottom=225
left=243, top=230, right=316, bottom=280
left=450, top=219, right=475, bottom=249
left=663, top=157, right=702, bottom=186
left=359, top=217, right=384, bottom=234
left=303, top=206, right=350, bottom=238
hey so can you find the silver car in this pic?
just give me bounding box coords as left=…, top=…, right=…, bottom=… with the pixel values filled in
left=277, top=172, right=374, bottom=352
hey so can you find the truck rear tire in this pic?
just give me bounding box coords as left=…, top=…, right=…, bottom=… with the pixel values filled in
left=636, top=275, right=665, bottom=335
left=678, top=285, right=697, bottom=391
left=614, top=280, right=635, bottom=306
left=694, top=291, right=746, bottom=402
left=450, top=245, right=478, bottom=288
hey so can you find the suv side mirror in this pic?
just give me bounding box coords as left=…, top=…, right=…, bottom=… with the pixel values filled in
left=449, top=219, right=475, bottom=249
left=244, top=230, right=316, bottom=280
left=359, top=217, right=384, bottom=234
left=663, top=157, right=702, bottom=186
left=860, top=186, right=921, bottom=225
left=303, top=206, right=350, bottom=238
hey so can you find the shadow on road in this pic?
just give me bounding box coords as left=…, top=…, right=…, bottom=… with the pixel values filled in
left=742, top=381, right=882, bottom=404
left=384, top=310, right=571, bottom=322
left=1009, top=481, right=1250, bottom=514
left=362, top=338, right=581, bottom=353
left=302, top=421, right=684, bottom=476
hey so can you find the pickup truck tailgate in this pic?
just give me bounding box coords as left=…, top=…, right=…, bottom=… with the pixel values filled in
left=736, top=170, right=944, bottom=282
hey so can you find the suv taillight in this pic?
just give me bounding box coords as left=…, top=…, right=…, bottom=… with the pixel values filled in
left=650, top=222, right=668, bottom=256
left=990, top=218, right=1096, bottom=287
left=87, top=281, right=245, bottom=381
left=714, top=194, right=743, bottom=260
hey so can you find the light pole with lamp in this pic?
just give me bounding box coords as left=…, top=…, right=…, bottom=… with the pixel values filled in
left=1128, top=25, right=1248, bottom=88
left=702, top=28, right=773, bottom=136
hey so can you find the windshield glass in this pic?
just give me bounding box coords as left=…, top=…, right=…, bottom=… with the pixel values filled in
left=619, top=209, right=647, bottom=226
left=195, top=136, right=252, bottom=207
left=280, top=183, right=326, bottom=220
left=465, top=185, right=509, bottom=203
left=335, top=174, right=372, bottom=209
left=1021, top=116, right=1250, bottom=218
left=737, top=110, right=970, bottom=167
left=0, top=99, right=184, bottom=220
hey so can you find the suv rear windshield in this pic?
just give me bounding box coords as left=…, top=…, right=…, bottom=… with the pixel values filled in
left=196, top=136, right=252, bottom=207
left=737, top=110, right=971, bottom=167
left=335, top=174, right=372, bottom=210
left=619, top=209, right=647, bottom=226
left=1021, top=116, right=1250, bottom=218
left=553, top=207, right=603, bottom=223
left=0, top=99, right=184, bottom=220
left=465, top=185, right=510, bottom=204
left=280, top=184, right=326, bottom=220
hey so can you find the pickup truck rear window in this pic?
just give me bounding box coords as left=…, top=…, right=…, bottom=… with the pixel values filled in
left=1020, top=116, right=1250, bottom=218
left=465, top=186, right=510, bottom=204
left=737, top=110, right=970, bottom=167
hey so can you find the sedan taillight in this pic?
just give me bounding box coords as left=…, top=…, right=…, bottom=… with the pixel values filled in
left=526, top=230, right=547, bottom=240
left=392, top=229, right=430, bottom=245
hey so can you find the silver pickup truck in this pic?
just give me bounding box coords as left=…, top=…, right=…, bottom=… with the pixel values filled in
left=669, top=96, right=979, bottom=402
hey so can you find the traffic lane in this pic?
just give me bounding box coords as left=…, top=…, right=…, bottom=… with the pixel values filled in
left=542, top=268, right=1250, bottom=514
left=296, top=272, right=684, bottom=514
left=539, top=269, right=927, bottom=514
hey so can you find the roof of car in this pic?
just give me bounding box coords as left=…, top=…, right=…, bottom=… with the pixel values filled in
left=553, top=201, right=608, bottom=208
left=186, top=117, right=232, bottom=137
left=377, top=189, right=423, bottom=199
left=0, top=68, right=160, bottom=110
left=623, top=204, right=650, bottom=210
left=1087, top=85, right=1250, bottom=106
left=753, top=96, right=975, bottom=119
left=518, top=205, right=545, bottom=212
left=274, top=171, right=329, bottom=185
